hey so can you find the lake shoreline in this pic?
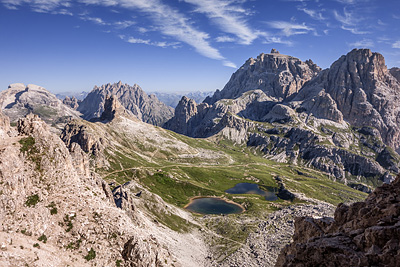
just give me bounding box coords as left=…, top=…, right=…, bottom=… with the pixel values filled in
left=184, top=196, right=246, bottom=214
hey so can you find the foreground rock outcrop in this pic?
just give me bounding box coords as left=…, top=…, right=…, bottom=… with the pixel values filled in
left=0, top=111, right=184, bottom=266
left=78, top=81, right=174, bottom=126
left=276, top=176, right=400, bottom=267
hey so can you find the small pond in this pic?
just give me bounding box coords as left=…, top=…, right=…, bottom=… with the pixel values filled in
left=185, top=197, right=244, bottom=215
left=225, top=183, right=278, bottom=201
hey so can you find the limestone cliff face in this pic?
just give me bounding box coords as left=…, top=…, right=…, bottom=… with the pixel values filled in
left=0, top=83, right=81, bottom=128
left=276, top=176, right=400, bottom=267
left=204, top=49, right=321, bottom=105
left=295, top=49, right=400, bottom=149
left=78, top=81, right=174, bottom=126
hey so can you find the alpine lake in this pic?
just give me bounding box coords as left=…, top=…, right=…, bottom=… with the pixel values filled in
left=185, top=183, right=278, bottom=215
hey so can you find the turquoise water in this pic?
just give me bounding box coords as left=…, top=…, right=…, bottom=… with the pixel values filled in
left=185, top=197, right=243, bottom=214
left=225, top=183, right=278, bottom=201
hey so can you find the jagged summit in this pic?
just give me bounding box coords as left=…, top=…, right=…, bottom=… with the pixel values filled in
left=204, top=50, right=321, bottom=105
left=78, top=81, right=174, bottom=126
left=99, top=95, right=133, bottom=122
left=294, top=48, right=400, bottom=149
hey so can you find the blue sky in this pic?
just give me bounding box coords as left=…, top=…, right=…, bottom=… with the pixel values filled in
left=0, top=0, right=399, bottom=94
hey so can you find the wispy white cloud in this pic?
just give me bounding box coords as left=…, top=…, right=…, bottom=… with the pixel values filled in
left=53, top=8, right=73, bottom=16
left=119, top=35, right=180, bottom=48
left=114, top=20, right=135, bottom=29
left=263, top=37, right=294, bottom=47
left=81, top=0, right=236, bottom=67
left=80, top=15, right=109, bottom=25
left=215, top=35, right=236, bottom=43
left=377, top=19, right=386, bottom=26
left=336, top=0, right=357, bottom=4
left=223, top=61, right=237, bottom=68
left=182, top=0, right=262, bottom=45
left=334, top=8, right=370, bottom=34
left=298, top=7, right=326, bottom=21
left=349, top=38, right=374, bottom=48
left=393, top=41, right=400, bottom=49
left=266, top=21, right=315, bottom=37
left=2, top=0, right=69, bottom=12
left=340, top=25, right=369, bottom=35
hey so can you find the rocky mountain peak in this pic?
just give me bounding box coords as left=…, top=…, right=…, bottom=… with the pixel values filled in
left=78, top=82, right=174, bottom=126
left=99, top=95, right=131, bottom=121
left=327, top=48, right=388, bottom=92
left=295, top=49, right=400, bottom=149
left=204, top=50, right=321, bottom=104
left=163, top=96, right=202, bottom=135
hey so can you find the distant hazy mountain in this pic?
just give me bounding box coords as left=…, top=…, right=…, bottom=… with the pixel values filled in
left=149, top=91, right=213, bottom=108
left=55, top=91, right=89, bottom=101
left=78, top=81, right=174, bottom=126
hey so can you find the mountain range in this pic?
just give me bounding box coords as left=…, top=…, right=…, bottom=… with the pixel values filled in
left=0, top=48, right=399, bottom=266
left=165, top=48, right=400, bottom=190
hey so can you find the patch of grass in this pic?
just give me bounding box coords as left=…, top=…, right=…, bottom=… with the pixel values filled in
left=84, top=248, right=96, bottom=261
left=140, top=172, right=217, bottom=207
left=21, top=229, right=32, bottom=236
left=46, top=201, right=58, bottom=215
left=19, top=137, right=42, bottom=172
left=25, top=194, right=40, bottom=207
left=32, top=105, right=57, bottom=119
left=63, top=214, right=76, bottom=232
left=38, top=234, right=47, bottom=243
left=66, top=239, right=82, bottom=250
left=19, top=137, right=36, bottom=153
left=144, top=202, right=196, bottom=233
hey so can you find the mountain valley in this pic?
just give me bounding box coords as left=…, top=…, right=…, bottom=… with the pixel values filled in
left=1, top=48, right=399, bottom=266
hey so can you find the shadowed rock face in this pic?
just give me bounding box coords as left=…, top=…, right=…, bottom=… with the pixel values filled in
left=390, top=67, right=400, bottom=82
left=276, top=176, right=400, bottom=267
left=295, top=49, right=400, bottom=149
left=204, top=49, right=321, bottom=105
left=78, top=81, right=174, bottom=126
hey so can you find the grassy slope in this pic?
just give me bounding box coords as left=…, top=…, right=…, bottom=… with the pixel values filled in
left=89, top=119, right=367, bottom=260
